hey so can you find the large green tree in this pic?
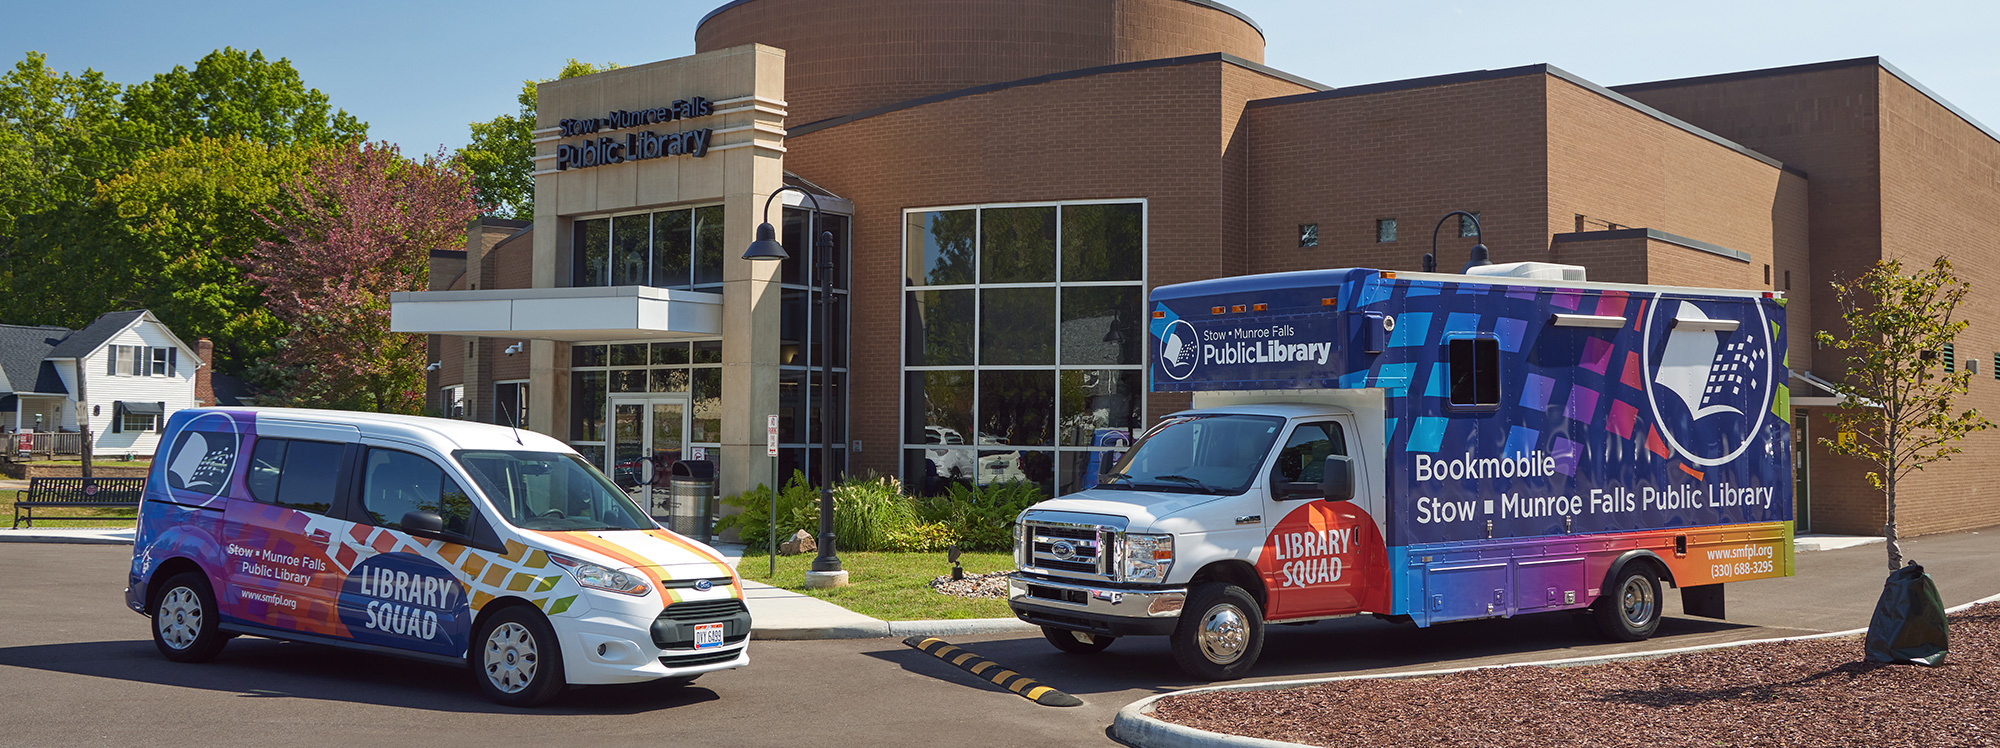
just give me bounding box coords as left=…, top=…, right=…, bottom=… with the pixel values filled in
left=0, top=48, right=366, bottom=375
left=459, top=59, right=617, bottom=220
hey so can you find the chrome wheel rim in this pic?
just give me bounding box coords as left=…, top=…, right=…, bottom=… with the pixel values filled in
left=156, top=586, right=202, bottom=650
left=1197, top=603, right=1248, bottom=664
left=483, top=622, right=539, bottom=694
left=1620, top=576, right=1656, bottom=627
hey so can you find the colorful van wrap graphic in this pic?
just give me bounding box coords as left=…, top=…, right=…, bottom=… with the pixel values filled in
left=130, top=409, right=742, bottom=659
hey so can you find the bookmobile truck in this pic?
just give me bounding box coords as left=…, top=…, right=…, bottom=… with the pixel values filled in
left=1006, top=262, right=1796, bottom=679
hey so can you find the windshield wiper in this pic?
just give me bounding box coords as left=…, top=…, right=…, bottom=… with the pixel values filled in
left=1150, top=474, right=1216, bottom=493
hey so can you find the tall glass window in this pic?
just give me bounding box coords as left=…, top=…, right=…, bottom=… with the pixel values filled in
left=566, top=208, right=851, bottom=487
left=570, top=204, right=725, bottom=292
left=902, top=200, right=1145, bottom=498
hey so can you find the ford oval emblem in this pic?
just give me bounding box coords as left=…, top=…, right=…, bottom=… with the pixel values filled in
left=693, top=579, right=713, bottom=592
left=1051, top=540, right=1076, bottom=561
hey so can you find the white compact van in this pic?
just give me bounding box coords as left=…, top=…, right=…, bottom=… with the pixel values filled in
left=126, top=408, right=749, bottom=705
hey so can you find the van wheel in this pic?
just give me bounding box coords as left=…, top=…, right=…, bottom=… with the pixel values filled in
left=472, top=606, right=566, bottom=707
left=1171, top=583, right=1263, bottom=680
left=1595, top=564, right=1663, bottom=641
left=152, top=571, right=227, bottom=662
left=1042, top=626, right=1115, bottom=654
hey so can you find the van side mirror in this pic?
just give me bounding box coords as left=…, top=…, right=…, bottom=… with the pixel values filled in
left=1320, top=458, right=1354, bottom=502
left=401, top=510, right=445, bottom=535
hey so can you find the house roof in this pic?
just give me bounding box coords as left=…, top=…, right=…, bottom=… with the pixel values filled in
left=46, top=310, right=146, bottom=359
left=0, top=324, right=73, bottom=396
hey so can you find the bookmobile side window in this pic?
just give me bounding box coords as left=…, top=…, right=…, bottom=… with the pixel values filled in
left=1448, top=337, right=1500, bottom=407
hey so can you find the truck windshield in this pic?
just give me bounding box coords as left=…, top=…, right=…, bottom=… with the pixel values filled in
left=454, top=450, right=657, bottom=532
left=1097, top=414, right=1285, bottom=495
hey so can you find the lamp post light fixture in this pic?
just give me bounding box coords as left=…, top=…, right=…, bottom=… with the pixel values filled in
left=742, top=185, right=845, bottom=582
left=1426, top=210, right=1490, bottom=274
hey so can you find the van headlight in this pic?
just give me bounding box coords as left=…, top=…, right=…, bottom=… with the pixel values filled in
left=549, top=554, right=652, bottom=596
left=1122, top=533, right=1174, bottom=582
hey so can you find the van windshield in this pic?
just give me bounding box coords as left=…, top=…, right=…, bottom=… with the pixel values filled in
left=1096, top=414, right=1285, bottom=496
left=455, top=450, right=656, bottom=532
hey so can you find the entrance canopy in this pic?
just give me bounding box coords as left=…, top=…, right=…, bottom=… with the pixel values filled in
left=389, top=286, right=722, bottom=342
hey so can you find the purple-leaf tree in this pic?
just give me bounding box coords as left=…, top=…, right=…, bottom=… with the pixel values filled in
left=248, top=141, right=477, bottom=413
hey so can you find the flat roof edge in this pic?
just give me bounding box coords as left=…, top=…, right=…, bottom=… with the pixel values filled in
left=1613, top=56, right=2000, bottom=149
left=1552, top=227, right=1753, bottom=263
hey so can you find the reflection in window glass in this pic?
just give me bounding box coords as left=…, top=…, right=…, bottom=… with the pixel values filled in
left=649, top=368, right=689, bottom=393
left=979, top=370, right=1054, bottom=447
left=570, top=371, right=606, bottom=441
left=906, top=371, right=974, bottom=452
left=981, top=288, right=1055, bottom=365
left=980, top=206, right=1055, bottom=283
left=362, top=449, right=475, bottom=534
left=652, top=209, right=692, bottom=288
left=1059, top=450, right=1127, bottom=496
left=1061, top=203, right=1142, bottom=281
left=609, top=370, right=647, bottom=393
left=779, top=370, right=806, bottom=443
left=1272, top=422, right=1347, bottom=485
left=906, top=290, right=974, bottom=366
left=691, top=368, right=722, bottom=442
left=809, top=371, right=845, bottom=443
left=609, top=343, right=648, bottom=367
left=693, top=340, right=723, bottom=364
left=612, top=214, right=649, bottom=286
left=456, top=451, right=651, bottom=532
left=694, top=206, right=726, bottom=285
left=1059, top=369, right=1141, bottom=446
left=1060, top=286, right=1141, bottom=365
left=905, top=210, right=975, bottom=286
left=651, top=342, right=689, bottom=365
left=820, top=213, right=850, bottom=290
left=571, top=344, right=606, bottom=368
left=274, top=440, right=345, bottom=514
left=574, top=218, right=609, bottom=287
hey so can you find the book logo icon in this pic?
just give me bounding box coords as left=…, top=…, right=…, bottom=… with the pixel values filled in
left=1642, top=298, right=1776, bottom=467
left=1160, top=319, right=1200, bottom=380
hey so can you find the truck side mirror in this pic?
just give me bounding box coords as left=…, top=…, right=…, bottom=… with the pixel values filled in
left=1320, top=458, right=1354, bottom=502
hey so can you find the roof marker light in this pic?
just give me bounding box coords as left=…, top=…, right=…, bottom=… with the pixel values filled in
left=1212, top=306, right=1226, bottom=315
left=1251, top=303, right=1267, bottom=312
left=1152, top=311, right=1166, bottom=319
left=1231, top=305, right=1246, bottom=313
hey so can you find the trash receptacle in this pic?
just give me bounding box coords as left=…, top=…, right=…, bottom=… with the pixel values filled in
left=666, top=459, right=718, bottom=542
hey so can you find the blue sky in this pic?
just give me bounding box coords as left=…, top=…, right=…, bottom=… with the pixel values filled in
left=7, top=0, right=1996, bottom=155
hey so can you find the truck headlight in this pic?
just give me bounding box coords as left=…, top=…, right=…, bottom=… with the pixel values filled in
left=549, top=554, right=652, bottom=596
left=1013, top=521, right=1027, bottom=568
left=1122, top=533, right=1174, bottom=582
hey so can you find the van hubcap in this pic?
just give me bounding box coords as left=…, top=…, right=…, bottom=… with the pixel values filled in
left=1198, top=603, right=1248, bottom=664
left=483, top=622, right=539, bottom=693
left=156, top=587, right=201, bottom=649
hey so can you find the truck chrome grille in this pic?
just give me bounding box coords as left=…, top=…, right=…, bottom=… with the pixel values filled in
left=1024, top=520, right=1116, bottom=580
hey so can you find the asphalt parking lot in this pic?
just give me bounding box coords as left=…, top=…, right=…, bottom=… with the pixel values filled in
left=1, top=532, right=1994, bottom=748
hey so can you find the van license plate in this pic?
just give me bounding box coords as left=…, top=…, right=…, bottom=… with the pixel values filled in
left=694, top=622, right=724, bottom=649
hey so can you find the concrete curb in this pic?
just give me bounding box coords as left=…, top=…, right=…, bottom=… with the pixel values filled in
left=753, top=617, right=1039, bottom=641
left=1111, top=591, right=2000, bottom=748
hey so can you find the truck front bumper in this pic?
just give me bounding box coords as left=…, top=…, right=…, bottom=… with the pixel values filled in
left=1007, top=574, right=1186, bottom=637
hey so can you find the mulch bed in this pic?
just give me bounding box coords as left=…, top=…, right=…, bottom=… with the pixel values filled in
left=1151, top=603, right=2000, bottom=748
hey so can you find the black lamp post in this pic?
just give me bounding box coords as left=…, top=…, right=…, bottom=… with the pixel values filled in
left=742, top=185, right=842, bottom=575
left=1427, top=210, right=1490, bottom=274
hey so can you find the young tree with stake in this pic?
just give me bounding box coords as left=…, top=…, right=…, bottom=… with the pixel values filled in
left=1816, top=256, right=1992, bottom=570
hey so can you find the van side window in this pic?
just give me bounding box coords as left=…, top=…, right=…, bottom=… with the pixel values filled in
left=1448, top=337, right=1500, bottom=406
left=1272, top=422, right=1347, bottom=485
left=245, top=438, right=344, bottom=514
left=362, top=449, right=475, bottom=536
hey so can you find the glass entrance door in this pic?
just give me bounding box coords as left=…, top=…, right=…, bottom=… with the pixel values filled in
left=1794, top=409, right=1811, bottom=533
left=608, top=395, right=689, bottom=521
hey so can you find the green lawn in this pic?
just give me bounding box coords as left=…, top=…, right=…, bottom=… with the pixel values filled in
left=5, top=490, right=138, bottom=529
left=735, top=549, right=1017, bottom=620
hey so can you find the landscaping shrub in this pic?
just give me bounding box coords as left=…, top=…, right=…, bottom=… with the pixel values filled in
left=718, top=473, right=1049, bottom=553
left=913, top=480, right=1048, bottom=552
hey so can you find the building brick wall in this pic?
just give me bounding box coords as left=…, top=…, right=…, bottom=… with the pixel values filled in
left=783, top=57, right=1306, bottom=477
left=696, top=0, right=1263, bottom=127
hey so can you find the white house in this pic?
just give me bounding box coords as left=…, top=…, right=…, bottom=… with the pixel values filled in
left=0, top=310, right=203, bottom=457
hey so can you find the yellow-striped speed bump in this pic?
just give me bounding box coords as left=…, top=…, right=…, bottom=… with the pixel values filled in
left=902, top=636, right=1083, bottom=707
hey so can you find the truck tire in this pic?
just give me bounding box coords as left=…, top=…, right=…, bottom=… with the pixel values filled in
left=1042, top=626, right=1115, bottom=654
left=1171, top=583, right=1263, bottom=680
left=1595, top=564, right=1663, bottom=641
left=472, top=605, right=567, bottom=707
left=151, top=571, right=228, bottom=663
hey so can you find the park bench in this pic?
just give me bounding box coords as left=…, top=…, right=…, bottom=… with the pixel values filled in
left=11, top=476, right=147, bottom=529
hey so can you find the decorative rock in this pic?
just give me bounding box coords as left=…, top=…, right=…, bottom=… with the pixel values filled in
left=779, top=529, right=816, bottom=556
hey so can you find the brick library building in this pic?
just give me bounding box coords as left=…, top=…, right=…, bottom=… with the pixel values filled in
left=391, top=0, right=2000, bottom=538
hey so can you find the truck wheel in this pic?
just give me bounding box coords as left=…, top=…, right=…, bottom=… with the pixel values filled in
left=1171, top=583, right=1263, bottom=680
left=1042, top=626, right=1115, bottom=654
left=472, top=606, right=567, bottom=707
left=1595, top=564, right=1663, bottom=641
left=152, top=571, right=227, bottom=663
